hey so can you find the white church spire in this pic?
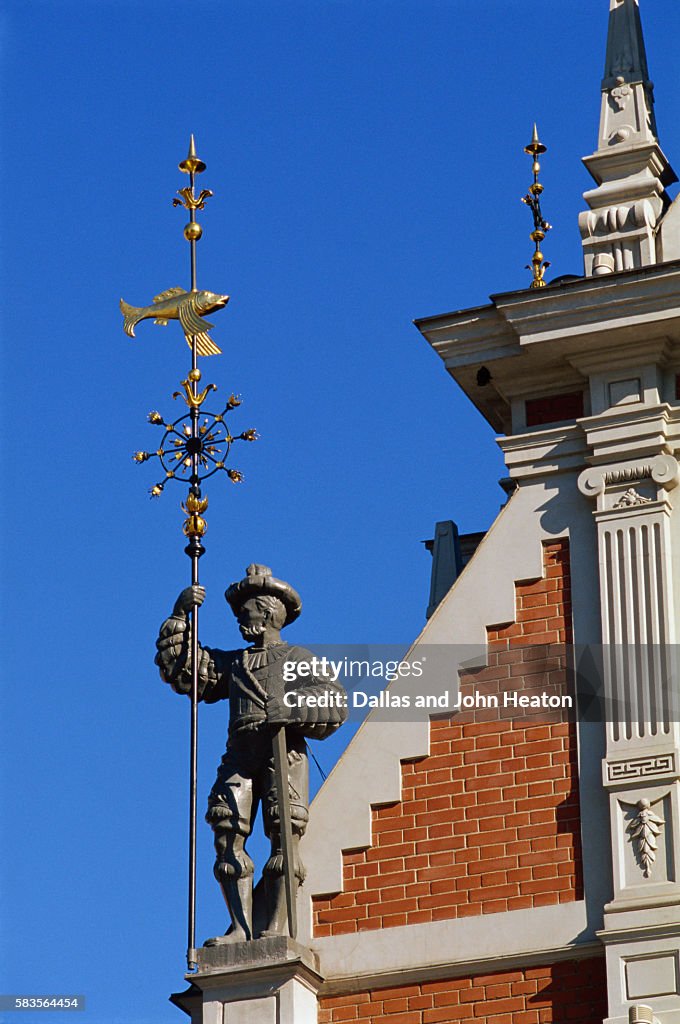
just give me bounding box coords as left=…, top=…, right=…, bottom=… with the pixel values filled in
left=579, top=0, right=677, bottom=275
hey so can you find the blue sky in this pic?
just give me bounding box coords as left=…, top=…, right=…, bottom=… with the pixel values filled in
left=1, top=2, right=679, bottom=1022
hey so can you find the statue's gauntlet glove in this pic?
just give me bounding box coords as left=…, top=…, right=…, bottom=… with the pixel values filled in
left=155, top=612, right=220, bottom=698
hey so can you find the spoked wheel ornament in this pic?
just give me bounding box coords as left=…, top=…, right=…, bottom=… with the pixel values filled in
left=133, top=387, right=256, bottom=505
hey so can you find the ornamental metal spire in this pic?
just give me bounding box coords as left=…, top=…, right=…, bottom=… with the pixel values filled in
left=522, top=124, right=551, bottom=288
left=121, top=137, right=257, bottom=970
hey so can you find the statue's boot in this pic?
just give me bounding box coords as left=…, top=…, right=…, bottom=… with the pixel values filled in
left=204, top=875, right=253, bottom=945
left=217, top=874, right=253, bottom=942
left=260, top=872, right=288, bottom=937
left=258, top=835, right=304, bottom=938
left=204, top=836, right=254, bottom=945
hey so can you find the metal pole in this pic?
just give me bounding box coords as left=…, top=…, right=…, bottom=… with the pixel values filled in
left=187, top=162, right=200, bottom=971
left=187, top=575, right=199, bottom=969
left=125, top=135, right=255, bottom=967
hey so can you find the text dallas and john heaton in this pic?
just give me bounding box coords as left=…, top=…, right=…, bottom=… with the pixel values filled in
left=282, top=658, right=573, bottom=711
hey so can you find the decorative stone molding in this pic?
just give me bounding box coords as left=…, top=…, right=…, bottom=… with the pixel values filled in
left=578, top=454, right=680, bottom=504
left=609, top=79, right=632, bottom=112
left=609, top=784, right=678, bottom=904
left=579, top=199, right=661, bottom=243
left=626, top=798, right=666, bottom=878
left=607, top=755, right=677, bottom=784
left=579, top=189, right=668, bottom=276
left=613, top=488, right=653, bottom=508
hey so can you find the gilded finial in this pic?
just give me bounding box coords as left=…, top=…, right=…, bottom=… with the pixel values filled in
left=521, top=124, right=552, bottom=288
left=524, top=123, right=546, bottom=157
left=179, top=134, right=206, bottom=175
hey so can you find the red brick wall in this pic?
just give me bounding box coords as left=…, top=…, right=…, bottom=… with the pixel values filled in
left=313, top=541, right=581, bottom=936
left=319, top=959, right=607, bottom=1024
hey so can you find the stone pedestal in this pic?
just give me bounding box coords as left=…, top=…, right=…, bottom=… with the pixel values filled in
left=171, top=938, right=324, bottom=1024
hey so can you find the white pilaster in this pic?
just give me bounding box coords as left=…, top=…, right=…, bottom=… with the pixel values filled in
left=579, top=403, right=680, bottom=1023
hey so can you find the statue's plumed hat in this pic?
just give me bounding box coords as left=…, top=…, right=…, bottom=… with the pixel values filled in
left=225, top=564, right=302, bottom=626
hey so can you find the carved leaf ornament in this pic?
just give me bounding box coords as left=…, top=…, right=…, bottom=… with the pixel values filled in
left=626, top=798, right=665, bottom=877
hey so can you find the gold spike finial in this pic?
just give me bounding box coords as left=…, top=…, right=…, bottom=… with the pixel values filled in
left=524, top=123, right=547, bottom=157
left=179, top=134, right=206, bottom=175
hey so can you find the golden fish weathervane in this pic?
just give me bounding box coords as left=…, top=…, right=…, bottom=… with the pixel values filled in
left=120, top=135, right=230, bottom=355
left=122, top=135, right=257, bottom=971
left=120, top=287, right=228, bottom=356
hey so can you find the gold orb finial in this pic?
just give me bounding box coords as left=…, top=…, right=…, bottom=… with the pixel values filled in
left=184, top=221, right=203, bottom=241
left=179, top=134, right=206, bottom=175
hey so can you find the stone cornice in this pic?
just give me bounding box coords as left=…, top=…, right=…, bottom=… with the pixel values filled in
left=414, top=262, right=680, bottom=432
left=492, top=264, right=680, bottom=348
left=579, top=405, right=680, bottom=465
left=567, top=336, right=673, bottom=375
left=416, top=261, right=680, bottom=356
left=583, top=143, right=676, bottom=192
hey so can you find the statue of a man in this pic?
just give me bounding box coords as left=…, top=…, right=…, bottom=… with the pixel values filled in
left=155, top=564, right=347, bottom=942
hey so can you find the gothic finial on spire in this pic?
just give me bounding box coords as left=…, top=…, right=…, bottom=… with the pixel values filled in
left=579, top=0, right=677, bottom=275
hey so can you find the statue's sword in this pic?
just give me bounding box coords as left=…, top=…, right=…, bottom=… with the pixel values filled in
left=243, top=657, right=298, bottom=939
left=272, top=725, right=298, bottom=940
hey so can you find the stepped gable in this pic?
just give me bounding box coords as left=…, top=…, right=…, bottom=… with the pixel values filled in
left=313, top=541, right=580, bottom=936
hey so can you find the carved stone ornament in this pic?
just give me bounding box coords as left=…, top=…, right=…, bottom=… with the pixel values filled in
left=578, top=454, right=680, bottom=502
left=579, top=198, right=661, bottom=241
left=609, top=78, right=632, bottom=111
left=609, top=126, right=633, bottom=145
left=613, top=487, right=653, bottom=508
left=626, top=798, right=665, bottom=878
left=608, top=754, right=676, bottom=783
